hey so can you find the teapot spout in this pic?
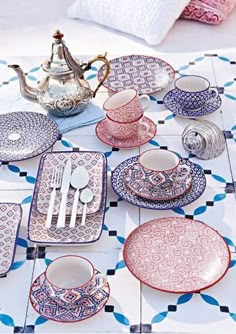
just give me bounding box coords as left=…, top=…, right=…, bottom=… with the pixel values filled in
left=8, top=65, right=38, bottom=102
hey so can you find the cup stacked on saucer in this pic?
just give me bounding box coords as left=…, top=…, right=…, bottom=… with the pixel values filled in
left=124, top=149, right=192, bottom=201
left=95, top=89, right=157, bottom=148
left=163, top=75, right=222, bottom=118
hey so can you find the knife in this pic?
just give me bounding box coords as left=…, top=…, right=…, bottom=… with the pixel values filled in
left=57, top=156, right=72, bottom=228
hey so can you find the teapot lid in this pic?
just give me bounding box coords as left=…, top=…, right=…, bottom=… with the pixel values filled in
left=42, top=30, right=82, bottom=76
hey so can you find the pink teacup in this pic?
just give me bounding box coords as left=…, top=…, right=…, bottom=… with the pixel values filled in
left=42, top=255, right=107, bottom=308
left=103, top=88, right=150, bottom=123
left=106, top=115, right=150, bottom=140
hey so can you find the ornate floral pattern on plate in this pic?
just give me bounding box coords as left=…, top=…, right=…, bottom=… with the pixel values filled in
left=28, top=151, right=107, bottom=244
left=36, top=152, right=104, bottom=216
left=30, top=270, right=110, bottom=322
left=123, top=217, right=230, bottom=293
left=97, top=55, right=175, bottom=94
left=0, top=112, right=59, bottom=162
left=0, top=203, right=22, bottom=275
left=95, top=116, right=157, bottom=149
left=163, top=89, right=222, bottom=117
left=111, top=156, right=206, bottom=210
left=125, top=162, right=192, bottom=201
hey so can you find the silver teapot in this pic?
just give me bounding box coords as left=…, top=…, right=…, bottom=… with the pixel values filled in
left=9, top=30, right=110, bottom=117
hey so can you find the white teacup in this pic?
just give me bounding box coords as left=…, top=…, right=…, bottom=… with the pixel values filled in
left=42, top=255, right=107, bottom=308
left=174, top=75, right=218, bottom=111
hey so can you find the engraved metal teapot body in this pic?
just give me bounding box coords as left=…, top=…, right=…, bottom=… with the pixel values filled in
left=9, top=30, right=110, bottom=117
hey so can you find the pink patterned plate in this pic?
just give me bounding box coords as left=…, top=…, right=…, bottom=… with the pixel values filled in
left=124, top=163, right=192, bottom=201
left=30, top=270, right=110, bottom=323
left=0, top=203, right=22, bottom=275
left=95, top=116, right=156, bottom=149
left=97, top=55, right=175, bottom=94
left=124, top=217, right=230, bottom=293
left=36, top=152, right=105, bottom=216
left=28, top=151, right=107, bottom=245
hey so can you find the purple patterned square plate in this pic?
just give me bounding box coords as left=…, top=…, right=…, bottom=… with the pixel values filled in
left=36, top=152, right=105, bottom=216
left=0, top=203, right=22, bottom=275
left=28, top=151, right=107, bottom=244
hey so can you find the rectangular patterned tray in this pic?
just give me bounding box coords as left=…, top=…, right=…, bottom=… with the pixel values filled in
left=28, top=151, right=107, bottom=244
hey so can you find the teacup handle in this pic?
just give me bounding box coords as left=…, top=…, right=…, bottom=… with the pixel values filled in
left=174, top=164, right=191, bottom=182
left=90, top=273, right=107, bottom=294
left=207, top=88, right=219, bottom=104
left=139, top=95, right=150, bottom=111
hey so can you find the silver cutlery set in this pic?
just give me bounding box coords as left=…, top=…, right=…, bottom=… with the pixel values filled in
left=45, top=157, right=94, bottom=229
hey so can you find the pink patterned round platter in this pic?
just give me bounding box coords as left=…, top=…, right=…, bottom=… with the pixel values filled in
left=95, top=116, right=156, bottom=149
left=30, top=270, right=110, bottom=323
left=97, top=55, right=175, bottom=94
left=123, top=217, right=230, bottom=293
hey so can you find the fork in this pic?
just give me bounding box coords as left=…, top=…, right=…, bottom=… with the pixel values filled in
left=45, top=165, right=63, bottom=229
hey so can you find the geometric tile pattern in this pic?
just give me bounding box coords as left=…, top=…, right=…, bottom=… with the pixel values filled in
left=0, top=52, right=236, bottom=333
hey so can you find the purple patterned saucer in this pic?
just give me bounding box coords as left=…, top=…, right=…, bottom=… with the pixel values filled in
left=30, top=270, right=110, bottom=323
left=111, top=156, right=206, bottom=210
left=97, top=55, right=175, bottom=94
left=0, top=203, right=22, bottom=275
left=95, top=116, right=157, bottom=149
left=163, top=89, right=222, bottom=118
left=0, top=112, right=59, bottom=162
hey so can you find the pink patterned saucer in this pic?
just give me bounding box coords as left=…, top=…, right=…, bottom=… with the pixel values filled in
left=124, top=163, right=192, bottom=201
left=30, top=270, right=110, bottom=323
left=124, top=217, right=230, bottom=293
left=95, top=116, right=156, bottom=149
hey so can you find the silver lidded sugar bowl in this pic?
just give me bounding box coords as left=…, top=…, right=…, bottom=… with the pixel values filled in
left=182, top=120, right=225, bottom=160
left=8, top=30, right=110, bottom=117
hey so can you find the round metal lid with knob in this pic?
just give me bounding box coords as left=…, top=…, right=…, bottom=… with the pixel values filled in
left=182, top=120, right=225, bottom=160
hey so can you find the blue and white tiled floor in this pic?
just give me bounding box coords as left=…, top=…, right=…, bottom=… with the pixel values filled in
left=0, top=52, right=236, bottom=333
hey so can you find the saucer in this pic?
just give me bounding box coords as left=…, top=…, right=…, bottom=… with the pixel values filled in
left=125, top=163, right=192, bottom=201
left=95, top=116, right=156, bottom=149
left=30, top=270, right=110, bottom=323
left=124, top=217, right=230, bottom=293
left=163, top=89, right=222, bottom=118
left=97, top=54, right=175, bottom=94
left=111, top=156, right=206, bottom=210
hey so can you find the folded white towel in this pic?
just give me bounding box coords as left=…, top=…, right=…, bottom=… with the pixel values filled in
left=68, top=0, right=190, bottom=46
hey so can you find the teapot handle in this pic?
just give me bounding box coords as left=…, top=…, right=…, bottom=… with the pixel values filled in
left=85, top=52, right=110, bottom=97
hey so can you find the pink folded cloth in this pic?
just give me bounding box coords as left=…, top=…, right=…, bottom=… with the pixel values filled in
left=181, top=0, right=236, bottom=24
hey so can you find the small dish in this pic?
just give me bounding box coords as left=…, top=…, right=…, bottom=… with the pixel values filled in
left=30, top=270, right=110, bottom=323
left=36, top=152, right=105, bottom=216
left=28, top=151, right=107, bottom=245
left=95, top=116, right=156, bottom=149
left=97, top=55, right=175, bottom=94
left=0, top=112, right=59, bottom=162
left=111, top=156, right=206, bottom=210
left=163, top=89, right=222, bottom=118
left=124, top=217, right=230, bottom=293
left=0, top=203, right=22, bottom=275
left=125, top=162, right=192, bottom=201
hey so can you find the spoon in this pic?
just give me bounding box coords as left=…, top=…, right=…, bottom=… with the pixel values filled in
left=80, top=188, right=94, bottom=226
left=69, top=166, right=89, bottom=228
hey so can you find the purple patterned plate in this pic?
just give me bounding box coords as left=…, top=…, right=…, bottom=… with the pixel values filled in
left=0, top=112, right=59, bottom=162
left=95, top=116, right=157, bottom=149
left=111, top=156, right=206, bottom=210
left=30, top=270, right=110, bottom=323
left=36, top=152, right=104, bottom=216
left=163, top=89, right=222, bottom=118
left=28, top=151, right=107, bottom=244
left=97, top=55, right=175, bottom=94
left=0, top=203, right=22, bottom=275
